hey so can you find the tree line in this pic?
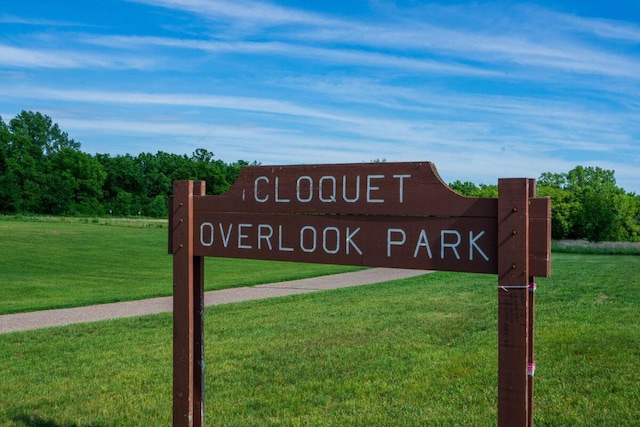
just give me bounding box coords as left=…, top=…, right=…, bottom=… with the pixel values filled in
left=2, top=111, right=639, bottom=242
left=0, top=111, right=250, bottom=218
left=450, top=166, right=640, bottom=242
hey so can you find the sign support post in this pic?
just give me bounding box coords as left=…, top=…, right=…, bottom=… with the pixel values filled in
left=527, top=179, right=536, bottom=427
left=172, top=180, right=205, bottom=427
left=169, top=162, right=551, bottom=427
left=497, top=178, right=530, bottom=425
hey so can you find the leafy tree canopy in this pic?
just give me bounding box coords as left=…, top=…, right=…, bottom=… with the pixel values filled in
left=451, top=167, right=639, bottom=242
left=0, top=111, right=252, bottom=218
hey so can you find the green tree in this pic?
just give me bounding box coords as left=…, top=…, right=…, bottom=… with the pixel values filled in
left=539, top=166, right=638, bottom=242
left=5, top=119, right=43, bottom=212
left=449, top=180, right=479, bottom=196
left=616, top=192, right=640, bottom=241
left=8, top=110, right=80, bottom=155
left=0, top=117, right=20, bottom=212
left=449, top=180, right=498, bottom=198
left=1, top=111, right=255, bottom=217
left=189, top=148, right=234, bottom=195
left=536, top=184, right=577, bottom=240
left=46, top=148, right=106, bottom=215
left=96, top=154, right=145, bottom=216
left=566, top=166, right=625, bottom=241
left=0, top=111, right=106, bottom=215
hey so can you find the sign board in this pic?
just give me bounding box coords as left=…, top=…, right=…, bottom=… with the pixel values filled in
left=170, top=161, right=551, bottom=427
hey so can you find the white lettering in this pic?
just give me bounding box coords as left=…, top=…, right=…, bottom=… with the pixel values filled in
left=275, top=177, right=290, bottom=202
left=441, top=230, right=461, bottom=259
left=198, top=220, right=488, bottom=267
left=319, top=176, right=337, bottom=202
left=278, top=225, right=294, bottom=252
left=254, top=176, right=269, bottom=202
left=300, top=226, right=317, bottom=253
left=258, top=224, right=273, bottom=250
left=252, top=174, right=412, bottom=204
left=393, top=174, right=411, bottom=203
left=470, top=231, right=489, bottom=261
left=413, top=229, right=433, bottom=258
left=346, top=227, right=362, bottom=255
left=322, top=226, right=340, bottom=254
left=219, top=223, right=232, bottom=248
left=200, top=222, right=214, bottom=247
left=387, top=228, right=406, bottom=257
left=238, top=224, right=252, bottom=249
left=296, top=176, right=313, bottom=202
left=342, top=175, right=360, bottom=203
left=367, top=175, right=385, bottom=203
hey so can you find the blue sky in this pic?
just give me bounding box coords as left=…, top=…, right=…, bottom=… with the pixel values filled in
left=1, top=0, right=639, bottom=193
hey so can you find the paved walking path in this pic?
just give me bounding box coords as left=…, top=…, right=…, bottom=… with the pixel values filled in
left=0, top=268, right=429, bottom=334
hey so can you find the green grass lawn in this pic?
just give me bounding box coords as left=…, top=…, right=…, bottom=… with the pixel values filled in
left=0, top=252, right=638, bottom=426
left=0, top=219, right=362, bottom=314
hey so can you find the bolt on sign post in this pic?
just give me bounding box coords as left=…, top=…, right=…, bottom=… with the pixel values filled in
left=169, top=161, right=551, bottom=427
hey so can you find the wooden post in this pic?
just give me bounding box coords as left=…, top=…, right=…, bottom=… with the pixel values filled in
left=172, top=180, right=206, bottom=427
left=497, top=178, right=530, bottom=426
left=193, top=181, right=206, bottom=427
left=527, top=179, right=536, bottom=427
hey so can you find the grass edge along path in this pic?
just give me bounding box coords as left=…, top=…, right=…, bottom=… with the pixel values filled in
left=0, top=268, right=428, bottom=333
left=0, top=219, right=363, bottom=315
left=0, top=253, right=638, bottom=426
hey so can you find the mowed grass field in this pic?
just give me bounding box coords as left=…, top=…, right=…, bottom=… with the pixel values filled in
left=0, top=218, right=362, bottom=314
left=0, top=219, right=639, bottom=426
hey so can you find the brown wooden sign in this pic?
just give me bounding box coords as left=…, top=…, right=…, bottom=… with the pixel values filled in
left=194, top=213, right=498, bottom=273
left=170, top=161, right=551, bottom=427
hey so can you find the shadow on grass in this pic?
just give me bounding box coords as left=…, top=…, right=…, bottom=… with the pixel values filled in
left=11, top=414, right=104, bottom=427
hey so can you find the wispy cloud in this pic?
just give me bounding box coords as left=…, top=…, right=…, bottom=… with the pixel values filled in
left=0, top=44, right=155, bottom=69
left=1, top=0, right=639, bottom=192
left=534, top=8, right=640, bottom=42
left=0, top=13, right=82, bottom=27
left=126, top=0, right=338, bottom=28
left=79, top=35, right=500, bottom=77
left=2, top=86, right=349, bottom=123
left=123, top=0, right=640, bottom=81
left=4, top=83, right=632, bottom=158
left=10, top=0, right=640, bottom=81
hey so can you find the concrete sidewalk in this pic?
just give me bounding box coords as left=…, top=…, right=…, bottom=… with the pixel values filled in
left=0, top=268, right=429, bottom=334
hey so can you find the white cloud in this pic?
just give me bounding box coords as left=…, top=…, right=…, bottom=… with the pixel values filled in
left=79, top=34, right=499, bottom=77
left=0, top=13, right=81, bottom=27
left=3, top=83, right=635, bottom=156
left=126, top=0, right=337, bottom=28
left=90, top=2, right=640, bottom=84
left=536, top=9, right=640, bottom=42
left=2, top=0, right=638, bottom=193
left=0, top=44, right=155, bottom=69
